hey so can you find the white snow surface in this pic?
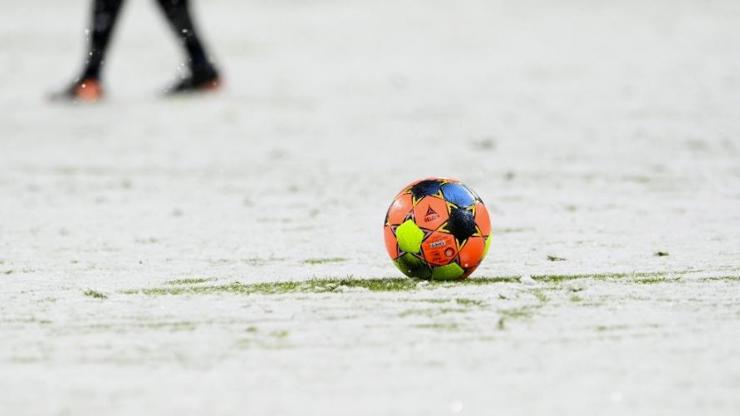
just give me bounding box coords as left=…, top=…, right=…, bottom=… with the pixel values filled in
left=1, top=0, right=740, bottom=414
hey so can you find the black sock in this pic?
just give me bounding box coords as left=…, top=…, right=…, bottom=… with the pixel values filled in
left=81, top=0, right=126, bottom=81
left=154, top=0, right=216, bottom=77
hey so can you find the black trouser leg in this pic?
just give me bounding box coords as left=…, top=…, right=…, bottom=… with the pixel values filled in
left=154, top=0, right=215, bottom=75
left=82, top=0, right=126, bottom=80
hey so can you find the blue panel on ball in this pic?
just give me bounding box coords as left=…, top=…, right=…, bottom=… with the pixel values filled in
left=441, top=183, right=476, bottom=207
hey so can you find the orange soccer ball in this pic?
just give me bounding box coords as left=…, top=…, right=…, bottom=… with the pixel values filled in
left=383, top=178, right=492, bottom=280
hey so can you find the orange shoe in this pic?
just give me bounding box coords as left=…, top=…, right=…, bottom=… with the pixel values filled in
left=50, top=78, right=104, bottom=103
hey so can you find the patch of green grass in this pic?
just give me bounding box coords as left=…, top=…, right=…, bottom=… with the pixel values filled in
left=304, top=257, right=348, bottom=265
left=569, top=294, right=583, bottom=302
left=532, top=274, right=588, bottom=283
left=633, top=275, right=669, bottom=284
left=699, top=275, right=740, bottom=282
left=83, top=289, right=107, bottom=299
left=468, top=276, right=520, bottom=284
left=632, top=274, right=685, bottom=284
left=123, top=276, right=520, bottom=297
left=165, top=278, right=213, bottom=286
left=531, top=272, right=684, bottom=284
left=124, top=272, right=706, bottom=298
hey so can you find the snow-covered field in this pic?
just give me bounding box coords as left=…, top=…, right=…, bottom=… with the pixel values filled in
left=2, top=0, right=740, bottom=414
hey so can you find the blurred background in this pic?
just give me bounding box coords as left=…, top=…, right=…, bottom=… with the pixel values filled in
left=2, top=0, right=738, bottom=281
left=2, top=1, right=740, bottom=415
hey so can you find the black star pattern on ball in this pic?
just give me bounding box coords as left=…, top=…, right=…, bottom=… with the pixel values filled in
left=410, top=179, right=443, bottom=200
left=445, top=206, right=477, bottom=243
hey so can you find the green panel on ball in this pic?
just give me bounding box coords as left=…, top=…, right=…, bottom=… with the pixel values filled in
left=431, top=262, right=465, bottom=280
left=395, top=253, right=432, bottom=279
left=396, top=220, right=424, bottom=254
left=483, top=235, right=492, bottom=258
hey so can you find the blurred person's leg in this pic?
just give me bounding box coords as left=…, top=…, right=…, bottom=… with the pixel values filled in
left=84, top=0, right=126, bottom=81
left=154, top=0, right=221, bottom=94
left=50, top=0, right=126, bottom=102
left=51, top=0, right=220, bottom=101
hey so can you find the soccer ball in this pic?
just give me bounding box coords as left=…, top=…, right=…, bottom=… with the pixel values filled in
left=384, top=178, right=492, bottom=280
